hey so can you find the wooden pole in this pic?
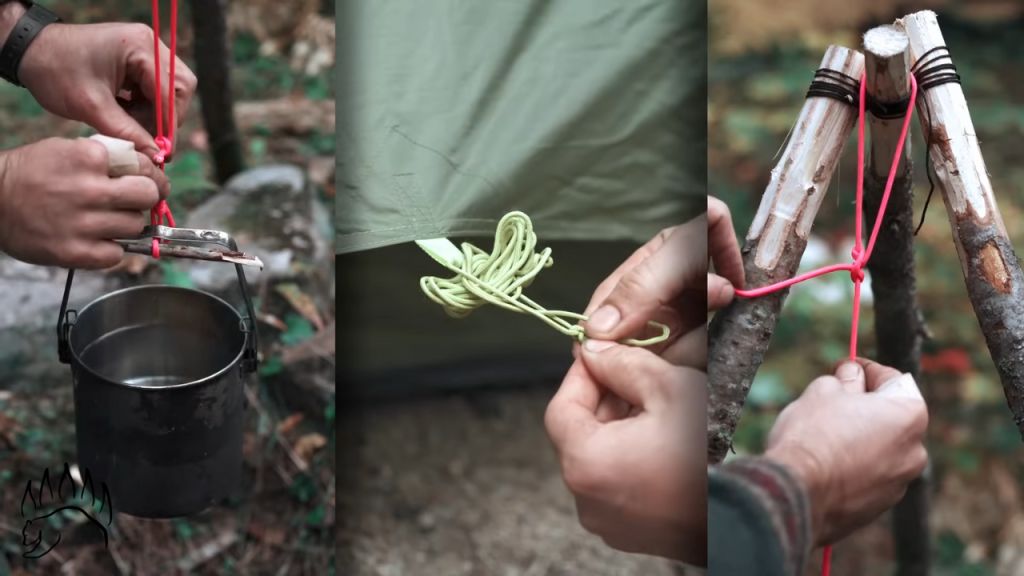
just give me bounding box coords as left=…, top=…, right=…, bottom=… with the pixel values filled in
left=896, top=11, right=1024, bottom=439
left=707, top=46, right=864, bottom=464
left=188, top=0, right=246, bottom=184
left=862, top=24, right=930, bottom=576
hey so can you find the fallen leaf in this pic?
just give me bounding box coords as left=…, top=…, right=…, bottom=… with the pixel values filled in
left=242, top=432, right=260, bottom=461
left=281, top=320, right=335, bottom=366
left=307, top=156, right=335, bottom=187
left=276, top=283, right=324, bottom=331
left=248, top=521, right=286, bottom=546
left=277, top=413, right=304, bottom=434
left=293, top=433, right=327, bottom=462
left=258, top=312, right=288, bottom=331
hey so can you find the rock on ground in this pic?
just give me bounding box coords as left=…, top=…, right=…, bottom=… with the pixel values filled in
left=181, top=164, right=333, bottom=293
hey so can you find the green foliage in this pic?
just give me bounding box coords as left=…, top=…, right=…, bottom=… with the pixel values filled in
left=160, top=261, right=195, bottom=289
left=281, top=313, right=315, bottom=346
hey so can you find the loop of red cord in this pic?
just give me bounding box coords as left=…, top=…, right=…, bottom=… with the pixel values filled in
left=734, top=73, right=919, bottom=575
left=148, top=0, right=177, bottom=258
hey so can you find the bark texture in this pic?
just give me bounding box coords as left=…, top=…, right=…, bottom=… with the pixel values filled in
left=707, top=47, right=864, bottom=465
left=863, top=169, right=930, bottom=576
left=189, top=0, right=246, bottom=184
left=707, top=236, right=803, bottom=463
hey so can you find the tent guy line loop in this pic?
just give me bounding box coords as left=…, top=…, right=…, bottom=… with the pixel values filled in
left=415, top=211, right=670, bottom=347
left=734, top=71, right=919, bottom=576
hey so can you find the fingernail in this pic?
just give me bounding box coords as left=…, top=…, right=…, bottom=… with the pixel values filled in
left=835, top=361, right=862, bottom=382
left=584, top=339, right=616, bottom=353
left=877, top=373, right=922, bottom=399
left=587, top=306, right=620, bottom=334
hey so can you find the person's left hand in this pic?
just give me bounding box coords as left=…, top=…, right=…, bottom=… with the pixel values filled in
left=17, top=18, right=197, bottom=161
left=545, top=339, right=707, bottom=565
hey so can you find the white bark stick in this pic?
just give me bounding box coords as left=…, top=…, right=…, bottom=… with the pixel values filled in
left=864, top=25, right=912, bottom=177
left=748, top=46, right=865, bottom=270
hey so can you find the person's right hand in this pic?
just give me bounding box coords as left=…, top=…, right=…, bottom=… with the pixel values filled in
left=764, top=359, right=929, bottom=546
left=0, top=137, right=170, bottom=269
left=575, top=197, right=745, bottom=369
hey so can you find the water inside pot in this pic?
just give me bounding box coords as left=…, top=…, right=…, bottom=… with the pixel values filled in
left=78, top=322, right=238, bottom=387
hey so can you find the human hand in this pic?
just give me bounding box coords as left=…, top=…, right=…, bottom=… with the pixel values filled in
left=0, top=137, right=169, bottom=269
left=764, top=359, right=929, bottom=546
left=15, top=14, right=197, bottom=160
left=545, top=340, right=707, bottom=565
left=575, top=197, right=744, bottom=368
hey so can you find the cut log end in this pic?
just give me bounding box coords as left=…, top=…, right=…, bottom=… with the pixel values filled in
left=864, top=25, right=909, bottom=59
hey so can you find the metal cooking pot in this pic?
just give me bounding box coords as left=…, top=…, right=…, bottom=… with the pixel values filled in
left=56, top=243, right=259, bottom=519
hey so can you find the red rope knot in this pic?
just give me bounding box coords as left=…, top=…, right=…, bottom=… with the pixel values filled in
left=849, top=265, right=865, bottom=283
left=153, top=136, right=172, bottom=165
left=849, top=246, right=865, bottom=282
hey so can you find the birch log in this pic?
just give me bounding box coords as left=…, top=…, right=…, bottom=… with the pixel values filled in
left=863, top=25, right=930, bottom=576
left=897, top=11, right=1024, bottom=439
left=707, top=46, right=864, bottom=464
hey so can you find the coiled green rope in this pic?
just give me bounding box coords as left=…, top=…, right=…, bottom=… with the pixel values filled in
left=418, top=211, right=670, bottom=346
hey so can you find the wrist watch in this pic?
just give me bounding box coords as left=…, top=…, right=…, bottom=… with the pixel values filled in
left=0, top=0, right=61, bottom=87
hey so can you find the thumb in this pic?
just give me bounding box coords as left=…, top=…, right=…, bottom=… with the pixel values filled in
left=874, top=373, right=924, bottom=400
left=834, top=361, right=866, bottom=393
left=708, top=273, right=735, bottom=310
left=87, top=93, right=160, bottom=159
left=586, top=218, right=704, bottom=341
left=580, top=340, right=671, bottom=408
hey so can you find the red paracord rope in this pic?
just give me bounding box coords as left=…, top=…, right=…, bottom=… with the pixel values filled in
left=148, top=0, right=177, bottom=258
left=735, top=73, right=919, bottom=575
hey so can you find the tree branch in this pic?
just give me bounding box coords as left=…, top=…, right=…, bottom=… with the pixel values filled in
left=707, top=46, right=864, bottom=464
left=898, top=11, right=1024, bottom=439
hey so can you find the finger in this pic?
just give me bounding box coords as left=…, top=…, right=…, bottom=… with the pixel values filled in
left=104, top=176, right=161, bottom=211
left=580, top=340, right=675, bottom=408
left=803, top=374, right=841, bottom=398
left=132, top=151, right=171, bottom=200
left=544, top=360, right=602, bottom=452
left=581, top=227, right=676, bottom=317
left=855, top=358, right=905, bottom=393
left=595, top=392, right=632, bottom=423
left=126, top=29, right=176, bottom=151
left=707, top=197, right=744, bottom=289
left=173, top=55, right=198, bottom=131
left=661, top=326, right=706, bottom=369
left=708, top=273, right=735, bottom=310
left=586, top=216, right=706, bottom=341
left=81, top=210, right=147, bottom=240
left=833, top=360, right=866, bottom=393
left=88, top=92, right=162, bottom=160
left=874, top=373, right=924, bottom=401
left=69, top=240, right=126, bottom=270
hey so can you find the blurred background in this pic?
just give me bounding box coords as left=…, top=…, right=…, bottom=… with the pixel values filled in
left=0, top=1, right=335, bottom=575
left=711, top=0, right=1024, bottom=574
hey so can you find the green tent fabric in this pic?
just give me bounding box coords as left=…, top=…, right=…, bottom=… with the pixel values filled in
left=336, top=0, right=708, bottom=393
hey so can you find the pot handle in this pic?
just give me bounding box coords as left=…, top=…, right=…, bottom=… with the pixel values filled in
left=57, top=136, right=260, bottom=374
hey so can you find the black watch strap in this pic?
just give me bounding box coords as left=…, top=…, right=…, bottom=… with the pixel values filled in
left=0, top=2, right=60, bottom=87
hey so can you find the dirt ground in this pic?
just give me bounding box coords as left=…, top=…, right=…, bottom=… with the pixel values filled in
left=336, top=385, right=695, bottom=576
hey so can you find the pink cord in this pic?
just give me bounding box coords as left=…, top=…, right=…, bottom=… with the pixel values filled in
left=735, top=72, right=919, bottom=574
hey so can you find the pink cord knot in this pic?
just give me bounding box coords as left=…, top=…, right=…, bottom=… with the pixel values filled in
left=850, top=266, right=865, bottom=283
left=153, top=136, right=172, bottom=164
left=850, top=246, right=863, bottom=261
